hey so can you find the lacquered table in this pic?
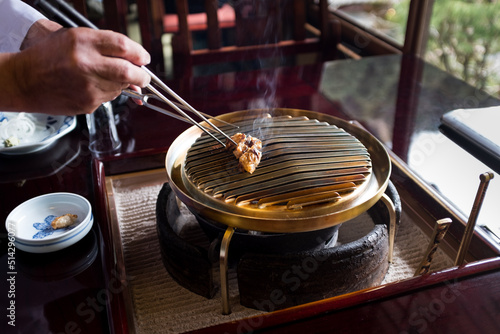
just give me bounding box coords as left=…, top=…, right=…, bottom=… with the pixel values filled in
left=1, top=54, right=499, bottom=334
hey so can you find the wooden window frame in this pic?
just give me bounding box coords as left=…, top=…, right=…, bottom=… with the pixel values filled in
left=309, top=0, right=434, bottom=58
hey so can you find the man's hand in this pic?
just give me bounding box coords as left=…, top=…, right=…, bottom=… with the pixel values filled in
left=2, top=25, right=151, bottom=115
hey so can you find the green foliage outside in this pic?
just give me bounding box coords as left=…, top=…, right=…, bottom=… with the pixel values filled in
left=388, top=0, right=500, bottom=98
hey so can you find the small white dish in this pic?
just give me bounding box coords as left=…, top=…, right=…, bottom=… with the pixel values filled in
left=0, top=112, right=76, bottom=155
left=5, top=193, right=93, bottom=253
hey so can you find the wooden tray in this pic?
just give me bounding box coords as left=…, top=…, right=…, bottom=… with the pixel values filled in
left=92, top=149, right=500, bottom=334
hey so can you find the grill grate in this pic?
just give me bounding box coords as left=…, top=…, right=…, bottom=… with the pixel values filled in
left=184, top=115, right=372, bottom=210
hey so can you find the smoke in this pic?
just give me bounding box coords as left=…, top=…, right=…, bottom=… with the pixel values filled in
left=229, top=0, right=289, bottom=137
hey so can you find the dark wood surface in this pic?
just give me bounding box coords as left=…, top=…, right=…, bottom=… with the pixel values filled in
left=1, top=54, right=499, bottom=333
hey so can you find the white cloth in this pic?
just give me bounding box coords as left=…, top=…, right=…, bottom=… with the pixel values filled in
left=0, top=0, right=46, bottom=52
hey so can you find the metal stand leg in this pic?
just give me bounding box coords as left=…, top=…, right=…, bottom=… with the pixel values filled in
left=220, top=226, right=235, bottom=315
left=380, top=193, right=396, bottom=263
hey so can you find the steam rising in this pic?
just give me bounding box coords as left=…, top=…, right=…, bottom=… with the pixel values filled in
left=231, top=0, right=288, bottom=139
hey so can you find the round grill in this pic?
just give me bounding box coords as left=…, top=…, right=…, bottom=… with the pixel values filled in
left=166, top=109, right=391, bottom=233
left=184, top=115, right=372, bottom=210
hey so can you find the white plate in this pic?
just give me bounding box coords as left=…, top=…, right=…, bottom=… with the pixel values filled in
left=0, top=112, right=76, bottom=155
left=13, top=216, right=94, bottom=254
left=5, top=193, right=93, bottom=253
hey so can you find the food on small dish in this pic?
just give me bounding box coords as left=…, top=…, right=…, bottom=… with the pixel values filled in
left=226, top=133, right=262, bottom=174
left=0, top=112, right=76, bottom=154
left=0, top=112, right=36, bottom=147
left=51, top=214, right=78, bottom=229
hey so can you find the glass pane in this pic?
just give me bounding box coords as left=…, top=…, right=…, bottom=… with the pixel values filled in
left=424, top=0, right=500, bottom=99
left=328, top=0, right=410, bottom=45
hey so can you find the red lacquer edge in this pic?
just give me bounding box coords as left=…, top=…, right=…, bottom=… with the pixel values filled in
left=88, top=143, right=500, bottom=334
left=92, top=158, right=130, bottom=334
left=187, top=257, right=500, bottom=334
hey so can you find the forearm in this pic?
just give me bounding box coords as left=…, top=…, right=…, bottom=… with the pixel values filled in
left=21, top=19, right=62, bottom=50
left=0, top=0, right=46, bottom=52
left=0, top=52, right=29, bottom=112
left=0, top=17, right=63, bottom=112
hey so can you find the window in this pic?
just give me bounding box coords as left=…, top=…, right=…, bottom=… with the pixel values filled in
left=328, top=0, right=500, bottom=99
left=425, top=0, right=500, bottom=99
left=329, top=0, right=409, bottom=46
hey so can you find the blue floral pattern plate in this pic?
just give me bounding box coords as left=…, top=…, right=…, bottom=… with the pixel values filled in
left=32, top=215, right=78, bottom=240
left=0, top=112, right=76, bottom=155
left=5, top=192, right=93, bottom=253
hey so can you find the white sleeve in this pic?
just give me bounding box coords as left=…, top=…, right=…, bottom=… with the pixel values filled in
left=0, top=0, right=47, bottom=52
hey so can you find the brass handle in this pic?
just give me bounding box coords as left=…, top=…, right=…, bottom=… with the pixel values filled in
left=454, top=172, right=494, bottom=266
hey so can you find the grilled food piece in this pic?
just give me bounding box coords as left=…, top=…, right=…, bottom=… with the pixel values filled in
left=51, top=214, right=78, bottom=229
left=238, top=146, right=262, bottom=174
left=227, top=133, right=262, bottom=174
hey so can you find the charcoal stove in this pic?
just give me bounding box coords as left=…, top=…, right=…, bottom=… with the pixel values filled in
left=156, top=181, right=401, bottom=312
left=161, top=109, right=398, bottom=314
